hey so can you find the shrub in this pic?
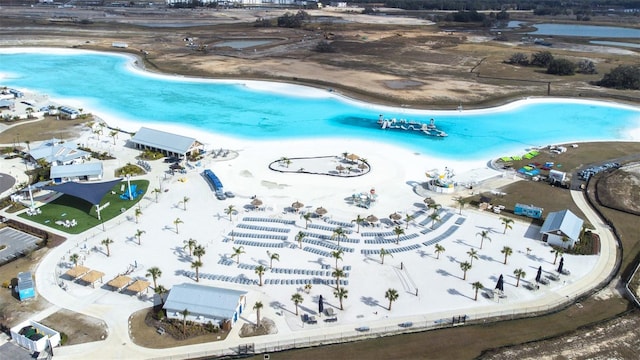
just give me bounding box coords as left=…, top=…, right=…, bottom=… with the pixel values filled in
left=595, top=65, right=640, bottom=90
left=60, top=332, right=68, bottom=345
left=506, top=52, right=529, bottom=66
left=156, top=309, right=165, bottom=321
left=315, top=40, right=335, bottom=53
left=531, top=51, right=554, bottom=68
left=577, top=59, right=597, bottom=74
left=547, top=59, right=576, bottom=76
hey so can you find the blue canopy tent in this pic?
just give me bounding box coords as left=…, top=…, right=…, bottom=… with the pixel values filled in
left=43, top=178, right=123, bottom=219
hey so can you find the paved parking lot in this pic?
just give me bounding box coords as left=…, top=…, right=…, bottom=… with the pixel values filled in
left=0, top=227, right=40, bottom=264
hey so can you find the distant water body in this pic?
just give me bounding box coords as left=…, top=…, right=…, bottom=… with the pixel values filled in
left=1, top=49, right=639, bottom=160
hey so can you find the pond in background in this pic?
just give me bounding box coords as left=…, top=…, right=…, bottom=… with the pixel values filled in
left=530, top=23, right=640, bottom=38
left=590, top=40, right=640, bottom=49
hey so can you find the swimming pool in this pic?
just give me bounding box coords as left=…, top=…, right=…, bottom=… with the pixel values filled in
left=1, top=49, right=639, bottom=160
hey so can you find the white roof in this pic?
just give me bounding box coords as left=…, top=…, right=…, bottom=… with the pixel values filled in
left=130, top=127, right=198, bottom=155
left=163, top=283, right=246, bottom=319
left=29, top=140, right=89, bottom=164
left=540, top=209, right=584, bottom=241
left=50, top=162, right=103, bottom=179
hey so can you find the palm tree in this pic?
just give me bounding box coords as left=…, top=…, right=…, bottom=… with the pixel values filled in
left=455, top=197, right=467, bottom=215
left=301, top=212, right=312, bottom=229
left=193, top=244, right=206, bottom=262
left=155, top=285, right=168, bottom=305
left=526, top=247, right=532, bottom=255
left=69, top=253, right=80, bottom=266
left=467, top=248, right=479, bottom=265
left=513, top=268, right=526, bottom=287
left=334, top=287, right=348, bottom=310
left=331, top=227, right=346, bottom=247
left=385, top=288, right=399, bottom=310
left=135, top=229, right=145, bottom=245
left=332, top=267, right=345, bottom=289
left=109, top=130, right=118, bottom=145
left=501, top=246, right=513, bottom=264
left=460, top=261, right=472, bottom=280
left=429, top=212, right=441, bottom=230
left=180, top=309, right=190, bottom=335
left=173, top=218, right=183, bottom=234
left=304, top=284, right=312, bottom=294
left=393, top=226, right=405, bottom=245
left=267, top=251, right=280, bottom=269
left=231, top=246, right=245, bottom=264
left=183, top=238, right=197, bottom=256
left=476, top=230, right=491, bottom=249
left=181, top=196, right=190, bottom=211
left=291, top=293, right=303, bottom=315
left=254, top=301, right=263, bottom=327
left=404, top=214, right=414, bottom=229
left=255, top=265, right=266, bottom=286
left=152, top=188, right=161, bottom=203
left=295, top=231, right=306, bottom=249
left=434, top=244, right=445, bottom=259
left=146, top=266, right=162, bottom=288
left=134, top=207, right=142, bottom=223
left=331, top=249, right=343, bottom=269
left=472, top=281, right=484, bottom=301
left=380, top=248, right=393, bottom=265
left=551, top=248, right=564, bottom=265
left=191, top=260, right=203, bottom=282
left=428, top=202, right=442, bottom=214
left=351, top=215, right=365, bottom=233
left=224, top=205, right=236, bottom=222
left=500, top=217, right=514, bottom=234
left=101, top=238, right=114, bottom=257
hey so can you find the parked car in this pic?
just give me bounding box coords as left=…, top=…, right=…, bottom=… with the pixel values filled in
left=224, top=191, right=235, bottom=198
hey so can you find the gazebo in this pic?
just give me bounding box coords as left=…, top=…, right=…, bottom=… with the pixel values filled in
left=80, top=270, right=105, bottom=288
left=107, top=275, right=132, bottom=291
left=126, top=279, right=150, bottom=295
left=65, top=265, right=90, bottom=280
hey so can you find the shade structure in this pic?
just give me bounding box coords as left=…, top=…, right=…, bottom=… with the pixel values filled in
left=126, top=279, right=150, bottom=294
left=108, top=275, right=132, bottom=291
left=65, top=265, right=90, bottom=279
left=291, top=201, right=304, bottom=210
left=557, top=257, right=564, bottom=273
left=358, top=162, right=368, bottom=170
left=43, top=178, right=123, bottom=205
left=346, top=153, right=360, bottom=162
left=389, top=212, right=402, bottom=221
left=319, top=295, right=324, bottom=315
left=495, top=274, right=504, bottom=292
left=336, top=165, right=345, bottom=172
left=80, top=270, right=105, bottom=287
left=250, top=198, right=263, bottom=207
left=366, top=215, right=379, bottom=223
left=535, top=266, right=542, bottom=283
left=315, top=207, right=328, bottom=216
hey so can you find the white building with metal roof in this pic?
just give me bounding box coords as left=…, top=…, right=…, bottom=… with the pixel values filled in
left=28, top=139, right=90, bottom=165
left=50, top=162, right=104, bottom=183
left=129, top=127, right=204, bottom=159
left=539, top=209, right=584, bottom=249
left=163, top=283, right=247, bottom=329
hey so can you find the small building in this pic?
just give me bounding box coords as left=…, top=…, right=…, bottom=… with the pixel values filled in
left=16, top=271, right=35, bottom=301
left=514, top=203, right=544, bottom=219
left=10, top=320, right=60, bottom=353
left=50, top=162, right=104, bottom=183
left=58, top=106, right=79, bottom=119
left=129, top=127, right=204, bottom=159
left=163, top=283, right=247, bottom=330
left=548, top=169, right=567, bottom=185
left=28, top=139, right=90, bottom=166
left=540, top=209, right=584, bottom=249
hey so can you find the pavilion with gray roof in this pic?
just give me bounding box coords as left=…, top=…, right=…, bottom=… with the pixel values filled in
left=163, top=283, right=247, bottom=329
left=129, top=127, right=204, bottom=159
left=539, top=209, right=584, bottom=249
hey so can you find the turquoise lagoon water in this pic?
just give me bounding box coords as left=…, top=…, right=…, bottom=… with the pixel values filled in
left=1, top=50, right=639, bottom=160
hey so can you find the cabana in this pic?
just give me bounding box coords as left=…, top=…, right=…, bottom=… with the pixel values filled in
left=107, top=275, right=132, bottom=291
left=126, top=279, right=150, bottom=295
left=80, top=270, right=105, bottom=288
left=65, top=265, right=90, bottom=280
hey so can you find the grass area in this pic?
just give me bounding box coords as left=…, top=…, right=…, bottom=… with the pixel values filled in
left=18, top=180, right=148, bottom=234
left=0, top=115, right=90, bottom=145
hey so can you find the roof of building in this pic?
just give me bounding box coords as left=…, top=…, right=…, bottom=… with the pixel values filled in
left=130, top=127, right=198, bottom=155
left=164, top=283, right=246, bottom=319
left=29, top=139, right=89, bottom=164
left=17, top=272, right=33, bottom=291
left=539, top=209, right=584, bottom=240
left=50, top=162, right=103, bottom=179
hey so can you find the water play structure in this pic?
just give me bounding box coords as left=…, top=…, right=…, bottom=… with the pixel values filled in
left=377, top=115, right=448, bottom=138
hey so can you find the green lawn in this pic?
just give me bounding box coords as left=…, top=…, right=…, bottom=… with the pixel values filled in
left=19, top=180, right=149, bottom=234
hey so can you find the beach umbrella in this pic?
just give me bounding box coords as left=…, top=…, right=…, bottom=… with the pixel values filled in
left=358, top=163, right=368, bottom=170
left=346, top=153, right=360, bottom=162
left=251, top=198, right=263, bottom=208
left=315, top=207, right=328, bottom=216
left=389, top=212, right=402, bottom=221
left=292, top=201, right=304, bottom=211
left=535, top=266, right=542, bottom=283
left=318, top=295, right=324, bottom=315
left=336, top=165, right=345, bottom=173
left=557, top=257, right=564, bottom=274
left=366, top=214, right=379, bottom=223
left=495, top=274, right=504, bottom=292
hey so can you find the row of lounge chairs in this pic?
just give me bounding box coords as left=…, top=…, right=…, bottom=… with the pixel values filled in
left=302, top=246, right=332, bottom=258
left=419, top=209, right=447, bottom=226
left=242, top=217, right=296, bottom=225
left=454, top=217, right=466, bottom=225
left=264, top=278, right=349, bottom=286
left=360, top=244, right=420, bottom=255
left=236, top=223, right=290, bottom=233
left=238, top=263, right=258, bottom=270
left=364, top=238, right=395, bottom=245
left=302, top=238, right=355, bottom=253
left=362, top=231, right=395, bottom=237
left=302, top=231, right=359, bottom=244
left=271, top=268, right=347, bottom=277
left=422, top=225, right=460, bottom=247
left=307, top=223, right=353, bottom=234
left=184, top=271, right=258, bottom=285
left=324, top=219, right=354, bottom=228
left=218, top=258, right=235, bottom=266
left=234, top=239, right=286, bottom=248
left=229, top=232, right=288, bottom=241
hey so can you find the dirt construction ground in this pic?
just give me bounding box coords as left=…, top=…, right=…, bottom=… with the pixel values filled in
left=2, top=5, right=640, bottom=359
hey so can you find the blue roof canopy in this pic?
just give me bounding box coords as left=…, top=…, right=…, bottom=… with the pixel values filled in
left=43, top=178, right=122, bottom=205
